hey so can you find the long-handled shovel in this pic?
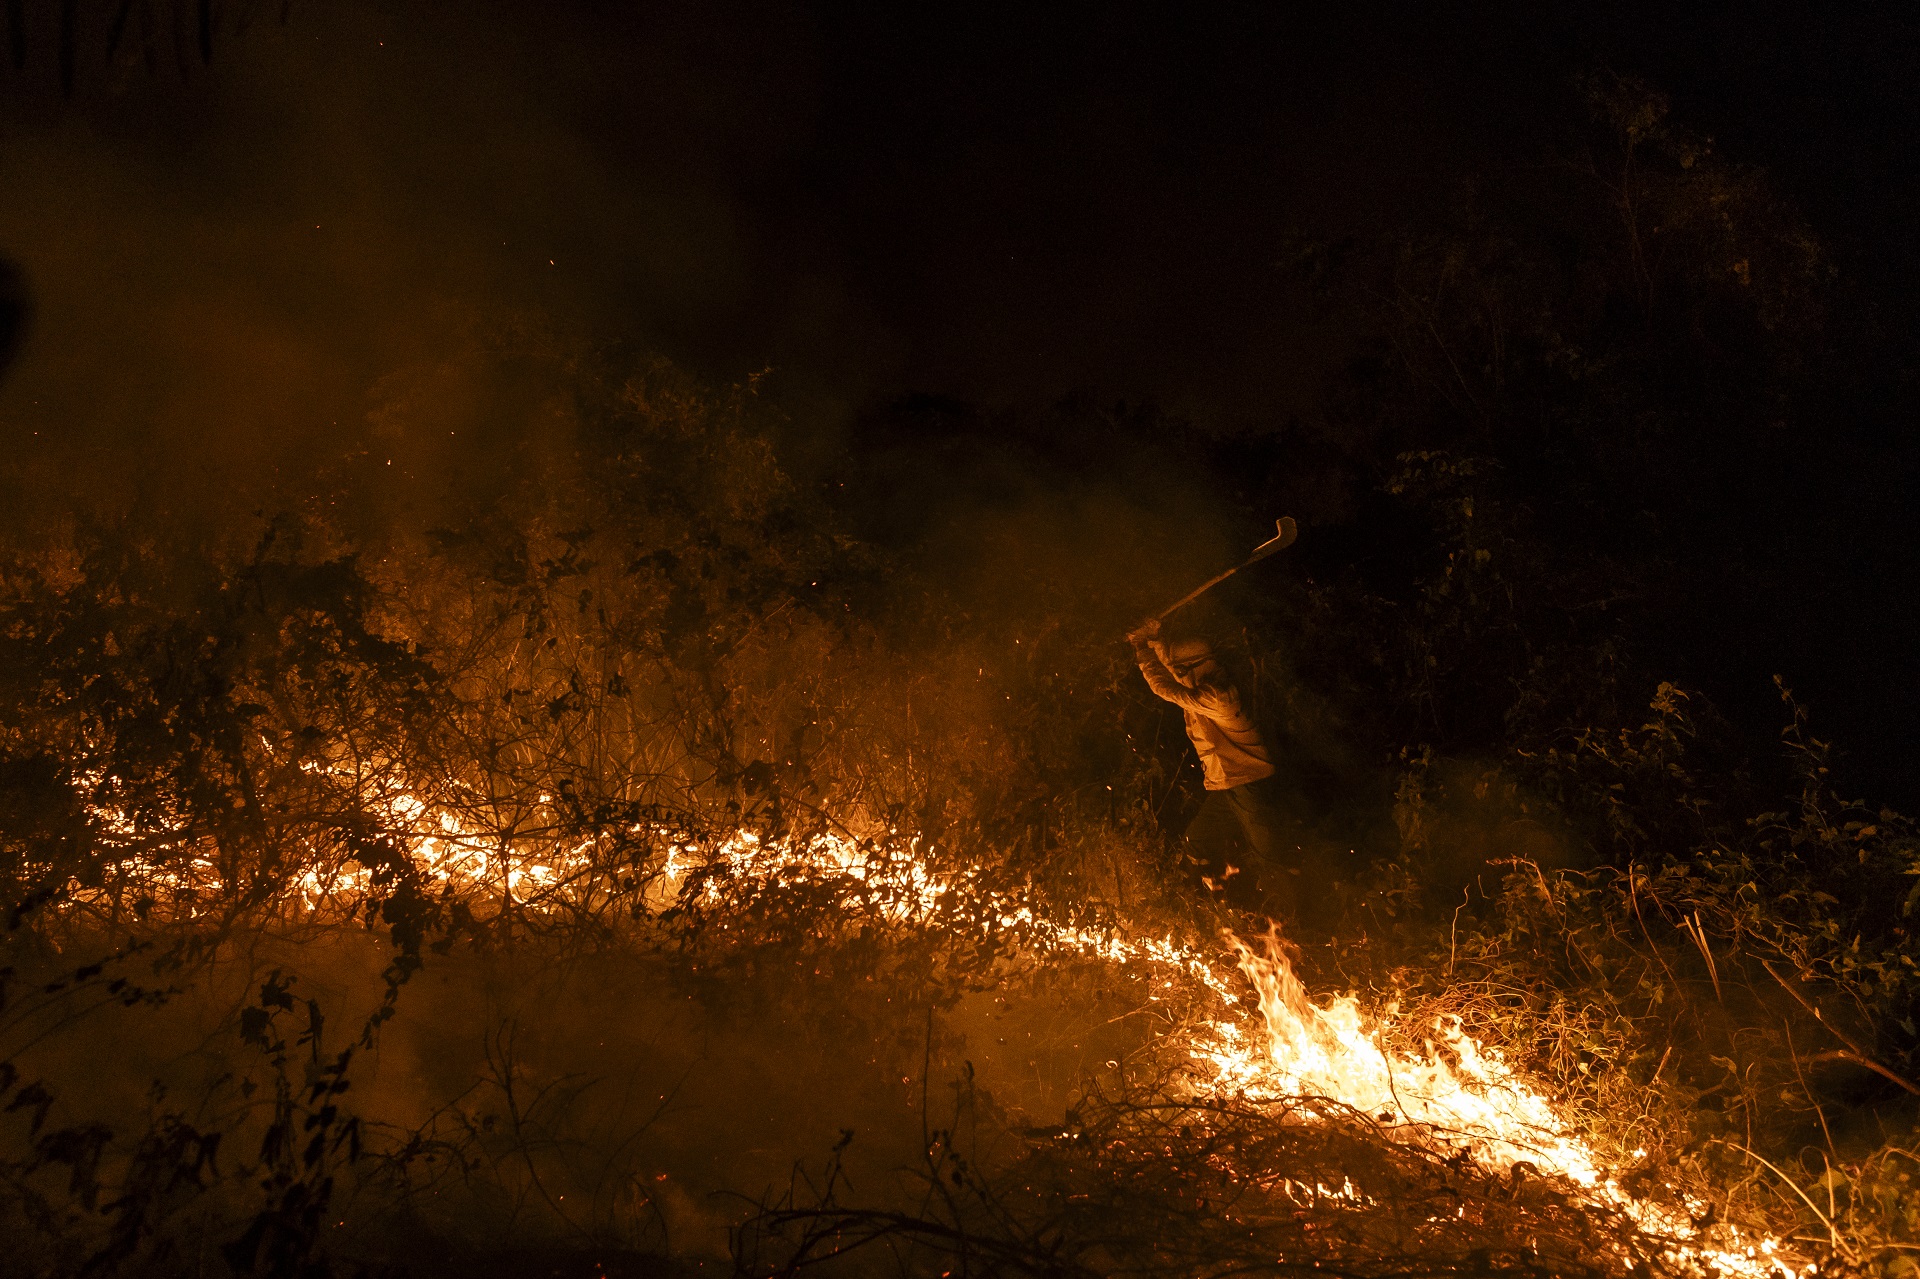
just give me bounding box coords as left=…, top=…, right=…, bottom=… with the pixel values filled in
left=1142, top=517, right=1297, bottom=628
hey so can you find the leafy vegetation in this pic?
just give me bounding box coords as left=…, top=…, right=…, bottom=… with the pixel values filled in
left=0, top=73, right=1915, bottom=1279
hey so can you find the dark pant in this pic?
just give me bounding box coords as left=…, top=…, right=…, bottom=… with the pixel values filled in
left=1183, top=776, right=1302, bottom=916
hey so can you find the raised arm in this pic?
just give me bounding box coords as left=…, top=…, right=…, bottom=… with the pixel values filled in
left=1129, top=629, right=1212, bottom=715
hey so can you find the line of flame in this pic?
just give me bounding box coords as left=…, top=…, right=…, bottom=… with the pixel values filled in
left=56, top=788, right=1804, bottom=1278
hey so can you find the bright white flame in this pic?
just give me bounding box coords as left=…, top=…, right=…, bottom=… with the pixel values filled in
left=1195, top=928, right=1803, bottom=1279
left=54, top=795, right=1805, bottom=1277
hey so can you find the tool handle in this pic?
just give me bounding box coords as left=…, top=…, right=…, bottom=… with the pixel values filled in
left=1153, top=564, right=1242, bottom=622
left=1129, top=517, right=1298, bottom=638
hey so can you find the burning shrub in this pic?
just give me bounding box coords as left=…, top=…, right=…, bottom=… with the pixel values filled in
left=0, top=332, right=1914, bottom=1279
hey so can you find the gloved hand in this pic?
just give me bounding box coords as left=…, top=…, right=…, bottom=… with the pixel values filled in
left=1126, top=617, right=1161, bottom=645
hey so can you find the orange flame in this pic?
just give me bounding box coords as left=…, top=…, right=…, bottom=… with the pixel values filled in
left=54, top=796, right=1807, bottom=1277
left=1199, top=927, right=1802, bottom=1279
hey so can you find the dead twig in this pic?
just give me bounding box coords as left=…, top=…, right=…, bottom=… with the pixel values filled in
left=1719, top=1140, right=1858, bottom=1263
left=1784, top=1022, right=1835, bottom=1157
left=1679, top=912, right=1721, bottom=1003
left=1448, top=884, right=1469, bottom=978
left=1759, top=959, right=1919, bottom=1096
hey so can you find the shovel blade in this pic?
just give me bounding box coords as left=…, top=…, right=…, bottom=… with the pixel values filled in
left=1247, top=516, right=1297, bottom=561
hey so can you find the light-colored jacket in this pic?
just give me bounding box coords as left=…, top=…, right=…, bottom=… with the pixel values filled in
left=1135, top=641, right=1275, bottom=791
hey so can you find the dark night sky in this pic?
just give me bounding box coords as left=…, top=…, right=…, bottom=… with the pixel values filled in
left=3, top=2, right=1914, bottom=436
left=0, top=0, right=1916, bottom=789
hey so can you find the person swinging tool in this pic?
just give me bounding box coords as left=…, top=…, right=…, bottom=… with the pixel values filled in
left=1125, top=519, right=1304, bottom=916
left=1127, top=619, right=1299, bottom=916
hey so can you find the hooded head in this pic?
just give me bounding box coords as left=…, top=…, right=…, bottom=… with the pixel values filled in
left=1164, top=636, right=1221, bottom=688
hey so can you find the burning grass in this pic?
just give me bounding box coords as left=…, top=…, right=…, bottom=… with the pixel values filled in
left=0, top=798, right=1838, bottom=1278
left=1, top=360, right=1917, bottom=1278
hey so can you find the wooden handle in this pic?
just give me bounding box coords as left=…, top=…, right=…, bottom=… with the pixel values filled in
left=1154, top=565, right=1242, bottom=622
left=1142, top=517, right=1298, bottom=628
